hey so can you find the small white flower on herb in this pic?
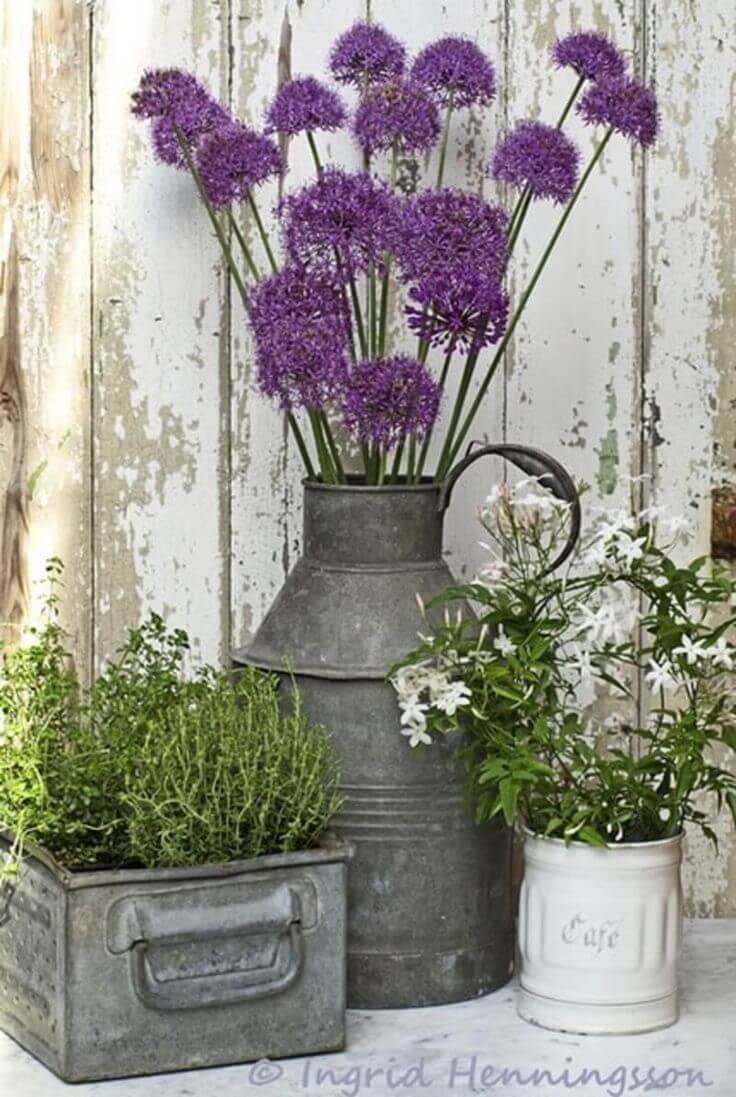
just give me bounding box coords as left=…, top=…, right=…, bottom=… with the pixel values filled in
left=660, top=513, right=690, bottom=542
left=644, top=657, right=677, bottom=692
left=673, top=635, right=706, bottom=666
left=401, top=724, right=432, bottom=748
left=709, top=637, right=734, bottom=671
left=493, top=625, right=517, bottom=657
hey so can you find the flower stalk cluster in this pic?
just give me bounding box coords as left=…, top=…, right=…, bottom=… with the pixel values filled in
left=132, top=25, right=658, bottom=486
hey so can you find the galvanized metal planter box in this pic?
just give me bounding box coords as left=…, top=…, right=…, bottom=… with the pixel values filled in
left=0, top=835, right=350, bottom=1082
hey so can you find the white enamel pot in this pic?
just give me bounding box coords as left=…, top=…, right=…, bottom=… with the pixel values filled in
left=518, top=829, right=683, bottom=1035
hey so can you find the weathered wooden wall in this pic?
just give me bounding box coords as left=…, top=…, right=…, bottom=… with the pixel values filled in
left=1, top=0, right=734, bottom=913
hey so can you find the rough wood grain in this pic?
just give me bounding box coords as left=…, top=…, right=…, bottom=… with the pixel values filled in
left=644, top=0, right=736, bottom=916
left=0, top=0, right=91, bottom=667
left=91, top=0, right=230, bottom=666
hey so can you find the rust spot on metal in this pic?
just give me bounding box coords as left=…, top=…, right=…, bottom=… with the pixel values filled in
left=711, top=486, right=736, bottom=559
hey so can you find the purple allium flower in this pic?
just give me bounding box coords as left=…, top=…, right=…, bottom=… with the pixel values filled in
left=491, top=121, right=580, bottom=204
left=131, top=68, right=230, bottom=167
left=282, top=168, right=402, bottom=280
left=406, top=267, right=509, bottom=353
left=265, top=76, right=347, bottom=136
left=578, top=75, right=659, bottom=148
left=342, top=356, right=440, bottom=450
left=250, top=267, right=350, bottom=411
left=394, top=188, right=508, bottom=285
left=552, top=31, right=627, bottom=81
left=353, top=79, right=441, bottom=156
left=329, top=21, right=406, bottom=87
left=195, top=122, right=283, bottom=206
left=411, top=36, right=496, bottom=109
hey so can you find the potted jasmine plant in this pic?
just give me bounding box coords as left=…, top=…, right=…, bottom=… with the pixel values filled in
left=392, top=482, right=736, bottom=1035
left=0, top=563, right=348, bottom=1082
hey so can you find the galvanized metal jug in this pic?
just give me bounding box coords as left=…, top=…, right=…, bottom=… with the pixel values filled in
left=234, top=443, right=580, bottom=1009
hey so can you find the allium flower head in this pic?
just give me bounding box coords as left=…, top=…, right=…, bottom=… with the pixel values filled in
left=342, top=355, right=440, bottom=450
left=406, top=267, right=509, bottom=353
left=282, top=168, right=402, bottom=280
left=491, top=121, right=580, bottom=204
left=131, top=68, right=230, bottom=167
left=195, top=122, right=283, bottom=206
left=329, top=21, right=406, bottom=87
left=552, top=31, right=628, bottom=81
left=578, top=75, right=659, bottom=147
left=353, top=79, right=441, bottom=155
left=265, top=76, right=347, bottom=136
left=411, top=36, right=496, bottom=109
left=250, top=267, right=350, bottom=411
left=394, top=188, right=508, bottom=284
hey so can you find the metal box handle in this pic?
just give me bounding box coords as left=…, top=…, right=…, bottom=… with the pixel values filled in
left=108, top=881, right=304, bottom=1012
left=131, top=920, right=303, bottom=1011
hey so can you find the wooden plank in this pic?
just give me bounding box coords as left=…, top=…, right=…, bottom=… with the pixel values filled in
left=229, top=0, right=364, bottom=650
left=0, top=0, right=92, bottom=671
left=644, top=0, right=736, bottom=915
left=503, top=3, right=641, bottom=513
left=92, top=0, right=230, bottom=666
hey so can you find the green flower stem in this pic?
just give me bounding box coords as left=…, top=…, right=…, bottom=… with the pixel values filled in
left=440, top=128, right=614, bottom=475
left=369, top=264, right=378, bottom=356
left=376, top=449, right=387, bottom=486
left=287, top=413, right=316, bottom=480
left=174, top=124, right=250, bottom=309
left=433, top=339, right=482, bottom=480
left=307, top=130, right=323, bottom=174
left=228, top=210, right=262, bottom=281
left=558, top=74, right=585, bottom=129
left=246, top=189, right=278, bottom=273
left=415, top=340, right=456, bottom=481
left=319, top=412, right=345, bottom=482
left=406, top=434, right=417, bottom=481
left=377, top=141, right=401, bottom=356
left=307, top=409, right=336, bottom=483
left=436, top=87, right=455, bottom=189
left=389, top=440, right=406, bottom=483
left=360, top=442, right=373, bottom=481
left=347, top=275, right=368, bottom=357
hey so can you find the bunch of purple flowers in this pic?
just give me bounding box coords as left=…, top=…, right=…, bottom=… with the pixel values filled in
left=133, top=24, right=658, bottom=485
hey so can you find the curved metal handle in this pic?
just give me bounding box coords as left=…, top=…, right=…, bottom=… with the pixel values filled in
left=438, top=441, right=581, bottom=574
left=131, top=921, right=304, bottom=1012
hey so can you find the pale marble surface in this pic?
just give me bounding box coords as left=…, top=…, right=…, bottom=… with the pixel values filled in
left=1, top=920, right=733, bottom=1097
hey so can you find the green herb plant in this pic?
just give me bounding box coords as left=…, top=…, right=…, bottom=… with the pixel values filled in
left=391, top=483, right=736, bottom=847
left=0, top=563, right=341, bottom=880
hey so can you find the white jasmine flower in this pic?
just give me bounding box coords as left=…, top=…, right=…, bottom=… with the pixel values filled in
left=567, top=644, right=594, bottom=683
left=709, top=637, right=734, bottom=671
left=645, top=658, right=677, bottom=692
left=615, top=535, right=647, bottom=566
left=401, top=724, right=432, bottom=748
left=399, top=696, right=429, bottom=727
left=660, top=514, right=690, bottom=542
left=474, top=559, right=510, bottom=589
left=493, top=625, right=517, bottom=657
left=433, top=681, right=472, bottom=716
left=673, top=635, right=706, bottom=666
